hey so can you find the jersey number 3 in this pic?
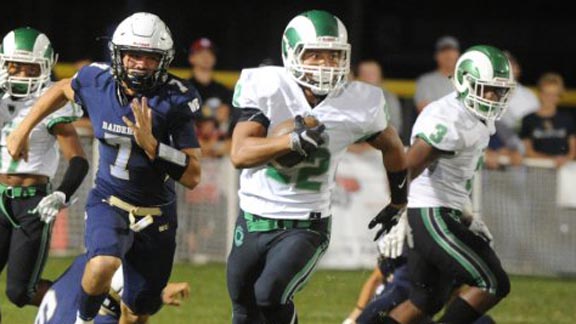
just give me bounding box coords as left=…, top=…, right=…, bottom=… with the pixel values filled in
left=429, top=124, right=448, bottom=144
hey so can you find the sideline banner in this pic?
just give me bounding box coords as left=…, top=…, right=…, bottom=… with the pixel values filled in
left=319, top=147, right=390, bottom=269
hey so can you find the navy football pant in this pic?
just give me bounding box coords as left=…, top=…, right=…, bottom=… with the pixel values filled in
left=84, top=190, right=177, bottom=315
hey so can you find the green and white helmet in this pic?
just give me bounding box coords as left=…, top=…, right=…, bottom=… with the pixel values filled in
left=282, top=10, right=351, bottom=95
left=0, top=27, right=57, bottom=97
left=453, top=45, right=516, bottom=121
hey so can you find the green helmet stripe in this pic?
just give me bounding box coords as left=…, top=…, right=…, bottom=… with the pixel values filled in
left=12, top=28, right=41, bottom=52
left=283, top=27, right=301, bottom=56
left=467, top=45, right=511, bottom=79
left=303, top=10, right=339, bottom=38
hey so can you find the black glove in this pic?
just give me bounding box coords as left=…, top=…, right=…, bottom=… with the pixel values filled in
left=368, top=204, right=406, bottom=241
left=290, top=115, right=326, bottom=157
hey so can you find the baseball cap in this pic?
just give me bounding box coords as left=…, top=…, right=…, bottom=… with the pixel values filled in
left=435, top=35, right=460, bottom=52
left=189, top=37, right=216, bottom=55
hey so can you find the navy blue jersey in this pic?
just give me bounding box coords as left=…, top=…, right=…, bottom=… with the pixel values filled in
left=35, top=255, right=120, bottom=324
left=35, top=255, right=86, bottom=324
left=71, top=63, right=201, bottom=205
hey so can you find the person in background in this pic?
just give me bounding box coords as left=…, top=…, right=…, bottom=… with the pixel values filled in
left=498, top=51, right=539, bottom=131
left=485, top=50, right=538, bottom=169
left=188, top=37, right=237, bottom=143
left=356, top=59, right=403, bottom=134
left=520, top=72, right=576, bottom=167
left=414, top=36, right=460, bottom=113
left=195, top=106, right=228, bottom=158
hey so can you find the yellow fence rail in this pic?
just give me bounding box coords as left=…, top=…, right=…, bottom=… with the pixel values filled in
left=53, top=63, right=576, bottom=107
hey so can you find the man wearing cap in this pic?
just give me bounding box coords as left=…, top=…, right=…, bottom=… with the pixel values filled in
left=188, top=38, right=237, bottom=144
left=414, top=35, right=461, bottom=112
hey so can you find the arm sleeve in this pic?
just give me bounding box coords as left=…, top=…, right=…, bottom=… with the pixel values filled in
left=237, top=107, right=270, bottom=129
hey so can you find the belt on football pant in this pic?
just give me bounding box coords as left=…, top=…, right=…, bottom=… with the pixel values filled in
left=103, top=195, right=162, bottom=232
left=0, top=182, right=51, bottom=228
left=243, top=211, right=331, bottom=233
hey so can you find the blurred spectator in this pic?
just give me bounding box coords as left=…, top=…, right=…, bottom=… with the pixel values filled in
left=485, top=51, right=538, bottom=169
left=188, top=37, right=237, bottom=143
left=499, top=50, right=539, bottom=131
left=520, top=73, right=576, bottom=167
left=355, top=59, right=403, bottom=134
left=414, top=35, right=460, bottom=113
left=195, top=107, right=229, bottom=158
left=70, top=58, right=94, bottom=136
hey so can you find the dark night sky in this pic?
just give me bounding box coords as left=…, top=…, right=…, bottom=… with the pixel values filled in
left=2, top=0, right=575, bottom=87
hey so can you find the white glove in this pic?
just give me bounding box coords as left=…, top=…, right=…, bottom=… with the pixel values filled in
left=468, top=217, right=494, bottom=248
left=377, top=211, right=409, bottom=259
left=342, top=319, right=356, bottom=324
left=33, top=191, right=67, bottom=224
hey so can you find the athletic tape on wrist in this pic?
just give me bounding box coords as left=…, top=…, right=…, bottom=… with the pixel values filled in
left=157, top=143, right=187, bottom=166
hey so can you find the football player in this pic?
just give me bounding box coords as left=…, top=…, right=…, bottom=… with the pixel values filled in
left=226, top=10, right=408, bottom=324
left=346, top=212, right=496, bottom=324
left=0, top=27, right=88, bottom=318
left=380, top=45, right=515, bottom=324
left=7, top=12, right=202, bottom=324
left=34, top=255, right=190, bottom=324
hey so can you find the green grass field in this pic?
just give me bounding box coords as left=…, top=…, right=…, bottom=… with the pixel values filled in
left=2, top=257, right=575, bottom=323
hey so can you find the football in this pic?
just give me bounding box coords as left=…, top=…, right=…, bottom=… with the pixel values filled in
left=269, top=115, right=320, bottom=169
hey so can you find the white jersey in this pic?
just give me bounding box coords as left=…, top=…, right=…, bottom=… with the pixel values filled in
left=0, top=84, right=83, bottom=178
left=408, top=92, right=493, bottom=210
left=233, top=66, right=389, bottom=220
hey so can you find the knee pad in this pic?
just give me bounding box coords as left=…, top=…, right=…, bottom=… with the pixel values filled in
left=6, top=283, right=30, bottom=307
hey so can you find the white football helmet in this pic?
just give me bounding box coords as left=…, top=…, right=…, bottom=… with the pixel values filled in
left=0, top=27, right=57, bottom=97
left=109, top=12, right=174, bottom=92
left=282, top=10, right=351, bottom=96
left=453, top=45, right=516, bottom=121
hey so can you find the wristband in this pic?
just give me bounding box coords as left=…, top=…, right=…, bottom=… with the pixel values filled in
left=387, top=169, right=408, bottom=204
left=156, top=143, right=187, bottom=166
left=153, top=143, right=190, bottom=180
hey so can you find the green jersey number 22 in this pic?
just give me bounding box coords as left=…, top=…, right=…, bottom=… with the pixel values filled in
left=266, top=148, right=331, bottom=191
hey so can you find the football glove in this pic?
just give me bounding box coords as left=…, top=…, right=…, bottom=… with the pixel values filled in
left=368, top=204, right=406, bottom=241
left=290, top=115, right=326, bottom=157
left=377, top=211, right=409, bottom=259
left=468, top=217, right=494, bottom=248
left=32, top=191, right=67, bottom=224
